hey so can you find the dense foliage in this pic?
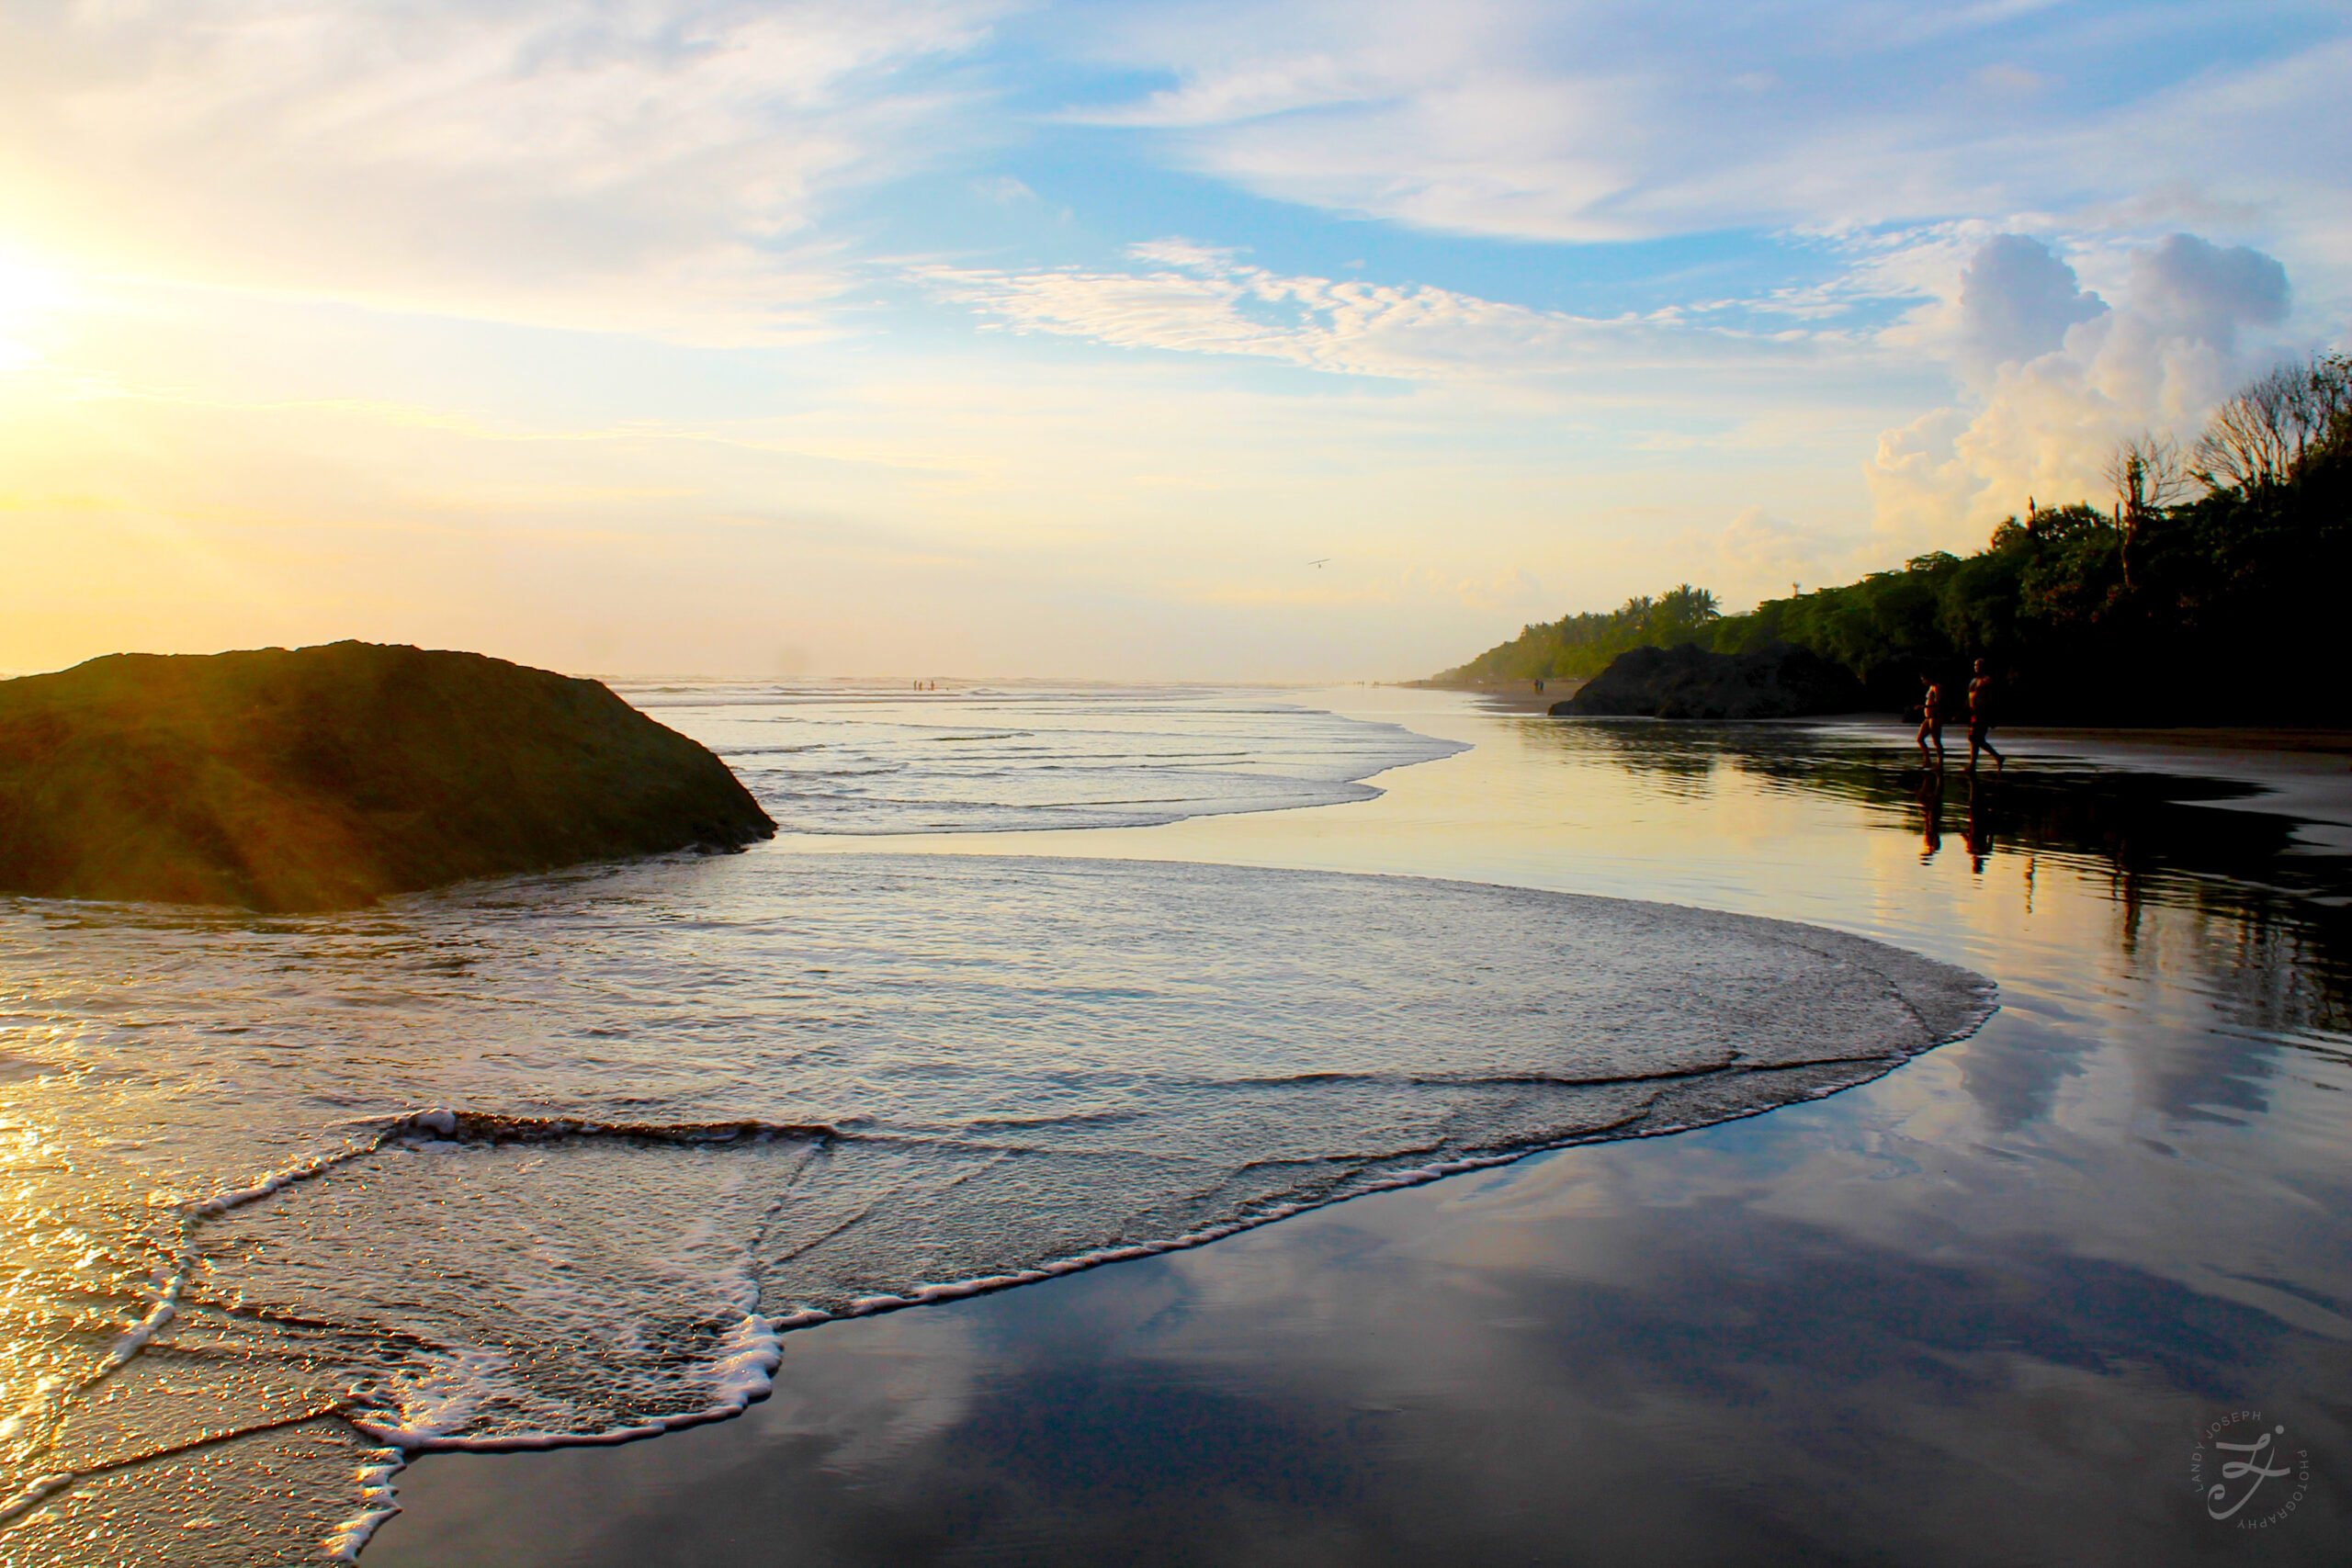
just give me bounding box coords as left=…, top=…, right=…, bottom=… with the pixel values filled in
left=1434, top=355, right=2352, bottom=723
left=1436, top=584, right=1722, bottom=682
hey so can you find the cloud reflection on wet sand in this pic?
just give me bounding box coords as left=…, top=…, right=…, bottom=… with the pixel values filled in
left=369, top=695, right=2352, bottom=1566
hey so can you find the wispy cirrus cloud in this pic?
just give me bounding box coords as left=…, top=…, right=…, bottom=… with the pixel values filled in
left=915, top=240, right=1895, bottom=386
left=1079, top=54, right=1377, bottom=128
left=1061, top=0, right=2351, bottom=255
left=0, top=0, right=1016, bottom=339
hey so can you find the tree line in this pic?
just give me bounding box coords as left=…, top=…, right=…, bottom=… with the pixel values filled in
left=1437, top=583, right=1724, bottom=683
left=1434, top=354, right=2352, bottom=723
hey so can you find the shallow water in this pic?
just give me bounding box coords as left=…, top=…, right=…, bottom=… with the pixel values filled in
left=2, top=687, right=2345, bottom=1564
left=0, top=686, right=1999, bottom=1564
left=615, top=680, right=1463, bottom=833
left=360, top=693, right=2352, bottom=1567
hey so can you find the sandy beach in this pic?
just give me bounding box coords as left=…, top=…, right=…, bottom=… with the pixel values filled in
left=357, top=691, right=2351, bottom=1567
left=7, top=7, right=2343, bottom=1561
left=1408, top=680, right=1585, bottom=713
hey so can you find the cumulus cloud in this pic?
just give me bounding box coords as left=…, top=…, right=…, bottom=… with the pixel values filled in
left=1868, top=231, right=2301, bottom=547
left=1956, top=234, right=2108, bottom=382
left=2126, top=233, right=2290, bottom=354
left=0, top=0, right=1012, bottom=338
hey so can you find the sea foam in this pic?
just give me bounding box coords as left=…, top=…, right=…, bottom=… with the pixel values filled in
left=0, top=679, right=1990, bottom=1562
left=0, top=851, right=1989, bottom=1564
left=613, top=681, right=1467, bottom=834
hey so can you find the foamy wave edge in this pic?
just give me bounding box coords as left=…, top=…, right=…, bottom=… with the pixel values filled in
left=10, top=966, right=1998, bottom=1562
left=0, top=1108, right=848, bottom=1559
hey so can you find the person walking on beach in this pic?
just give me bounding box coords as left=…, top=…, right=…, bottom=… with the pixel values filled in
left=1916, top=674, right=1946, bottom=767
left=1966, top=659, right=2004, bottom=773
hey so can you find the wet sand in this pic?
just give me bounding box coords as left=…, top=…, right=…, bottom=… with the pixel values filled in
left=361, top=694, right=2352, bottom=1567
left=1408, top=680, right=1582, bottom=713
left=1989, top=726, right=2352, bottom=850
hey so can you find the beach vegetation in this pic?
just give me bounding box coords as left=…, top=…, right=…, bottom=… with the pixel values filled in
left=1435, top=354, right=2352, bottom=722
left=1437, top=581, right=1723, bottom=683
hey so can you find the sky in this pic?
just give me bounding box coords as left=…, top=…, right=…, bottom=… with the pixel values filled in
left=1, top=0, right=2346, bottom=681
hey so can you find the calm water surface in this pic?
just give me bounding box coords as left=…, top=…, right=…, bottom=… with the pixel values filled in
left=0, top=685, right=1984, bottom=1564
left=365, top=691, right=2350, bottom=1567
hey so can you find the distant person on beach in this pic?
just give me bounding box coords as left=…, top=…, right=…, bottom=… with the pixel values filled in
left=1916, top=675, right=1945, bottom=766
left=1966, top=659, right=2004, bottom=773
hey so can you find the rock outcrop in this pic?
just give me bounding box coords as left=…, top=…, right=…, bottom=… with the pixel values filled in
left=1551, top=640, right=1869, bottom=721
left=0, top=642, right=775, bottom=910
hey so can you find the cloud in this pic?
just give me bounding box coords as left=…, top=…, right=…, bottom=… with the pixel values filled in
left=1665, top=506, right=1869, bottom=610
left=1063, top=2, right=2352, bottom=248
left=1713, top=507, right=1826, bottom=579
left=1080, top=53, right=1372, bottom=127
left=917, top=242, right=1886, bottom=386
left=5, top=1, right=2342, bottom=681
left=1867, top=231, right=2301, bottom=547
left=1956, top=234, right=2108, bottom=381
left=0, top=311, right=1902, bottom=681
left=0, top=0, right=1013, bottom=339
left=2126, top=233, right=2290, bottom=354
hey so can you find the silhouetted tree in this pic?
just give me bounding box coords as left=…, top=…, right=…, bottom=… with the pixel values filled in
left=2102, top=431, right=2185, bottom=589
left=2191, top=354, right=2352, bottom=496
left=1439, top=356, right=2352, bottom=720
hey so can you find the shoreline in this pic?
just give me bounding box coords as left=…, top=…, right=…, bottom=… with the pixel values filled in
left=1401, top=678, right=1585, bottom=713
left=1441, top=695, right=2352, bottom=841
left=1412, top=673, right=2352, bottom=742
left=356, top=689, right=2352, bottom=1568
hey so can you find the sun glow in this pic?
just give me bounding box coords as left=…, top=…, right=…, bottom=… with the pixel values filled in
left=0, top=254, right=68, bottom=367
left=0, top=254, right=66, bottom=320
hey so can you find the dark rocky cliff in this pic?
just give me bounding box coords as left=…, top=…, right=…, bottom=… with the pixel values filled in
left=1552, top=641, right=1870, bottom=721
left=0, top=641, right=775, bottom=910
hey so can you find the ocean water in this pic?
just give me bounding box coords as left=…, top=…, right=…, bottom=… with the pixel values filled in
left=356, top=694, right=2352, bottom=1568
left=614, top=681, right=1465, bottom=833
left=0, top=685, right=1990, bottom=1565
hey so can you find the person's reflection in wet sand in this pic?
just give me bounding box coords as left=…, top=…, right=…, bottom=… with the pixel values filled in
left=1916, top=768, right=1945, bottom=861
left=1965, top=773, right=1995, bottom=872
